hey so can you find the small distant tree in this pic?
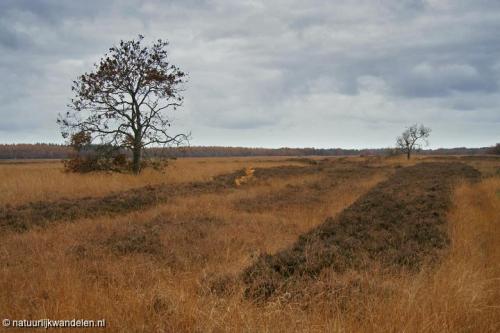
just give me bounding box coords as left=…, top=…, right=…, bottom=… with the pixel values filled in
left=58, top=35, right=188, bottom=174
left=396, top=124, right=431, bottom=159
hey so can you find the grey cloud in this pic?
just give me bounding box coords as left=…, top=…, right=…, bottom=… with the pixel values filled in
left=0, top=0, right=499, bottom=148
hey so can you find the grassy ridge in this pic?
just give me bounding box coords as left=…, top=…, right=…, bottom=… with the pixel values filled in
left=243, top=163, right=480, bottom=300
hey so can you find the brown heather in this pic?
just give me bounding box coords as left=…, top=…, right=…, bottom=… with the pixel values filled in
left=0, top=155, right=498, bottom=332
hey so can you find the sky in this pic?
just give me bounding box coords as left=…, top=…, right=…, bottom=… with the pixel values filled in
left=0, top=0, right=499, bottom=149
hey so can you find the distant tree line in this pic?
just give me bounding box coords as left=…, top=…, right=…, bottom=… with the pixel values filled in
left=0, top=143, right=496, bottom=160
left=0, top=144, right=72, bottom=159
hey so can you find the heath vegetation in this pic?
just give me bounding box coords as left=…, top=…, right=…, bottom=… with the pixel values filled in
left=0, top=155, right=499, bottom=332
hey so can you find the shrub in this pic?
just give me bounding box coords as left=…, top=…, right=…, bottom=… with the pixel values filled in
left=63, top=147, right=129, bottom=173
left=63, top=131, right=170, bottom=173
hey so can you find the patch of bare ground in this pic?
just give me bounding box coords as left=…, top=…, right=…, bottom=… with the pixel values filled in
left=242, top=162, right=481, bottom=301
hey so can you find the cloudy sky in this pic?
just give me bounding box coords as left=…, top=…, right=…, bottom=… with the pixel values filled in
left=1, top=0, right=499, bottom=148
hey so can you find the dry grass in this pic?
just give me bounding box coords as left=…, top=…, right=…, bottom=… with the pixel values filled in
left=0, top=157, right=303, bottom=206
left=242, top=162, right=481, bottom=302
left=346, top=176, right=500, bottom=332
left=0, top=156, right=498, bottom=332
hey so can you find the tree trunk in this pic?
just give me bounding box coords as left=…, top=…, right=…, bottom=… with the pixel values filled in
left=132, top=145, right=142, bottom=174
left=407, top=149, right=411, bottom=160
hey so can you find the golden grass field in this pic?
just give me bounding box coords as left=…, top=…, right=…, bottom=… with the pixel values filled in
left=0, top=156, right=499, bottom=332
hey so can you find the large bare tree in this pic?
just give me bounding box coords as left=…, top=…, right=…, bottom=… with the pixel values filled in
left=396, top=124, right=431, bottom=159
left=58, top=35, right=188, bottom=174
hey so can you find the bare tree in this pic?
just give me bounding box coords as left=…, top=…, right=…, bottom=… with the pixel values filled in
left=58, top=35, right=188, bottom=174
left=396, top=124, right=431, bottom=159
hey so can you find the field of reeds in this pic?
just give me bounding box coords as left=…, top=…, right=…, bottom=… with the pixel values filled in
left=0, top=155, right=499, bottom=332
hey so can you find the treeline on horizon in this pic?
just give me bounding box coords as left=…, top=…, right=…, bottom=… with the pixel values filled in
left=0, top=143, right=498, bottom=160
